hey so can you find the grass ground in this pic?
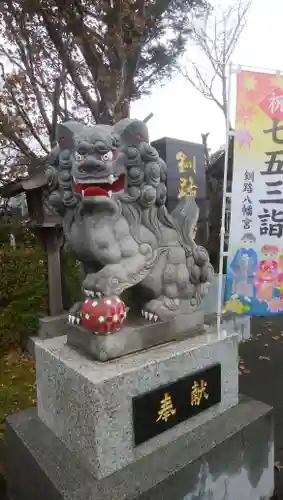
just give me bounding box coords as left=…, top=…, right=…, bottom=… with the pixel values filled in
left=0, top=349, right=36, bottom=442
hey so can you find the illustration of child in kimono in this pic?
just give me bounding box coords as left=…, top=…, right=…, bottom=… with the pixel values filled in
left=226, top=233, right=257, bottom=301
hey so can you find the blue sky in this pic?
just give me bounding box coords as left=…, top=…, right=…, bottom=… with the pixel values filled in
left=131, top=0, right=281, bottom=154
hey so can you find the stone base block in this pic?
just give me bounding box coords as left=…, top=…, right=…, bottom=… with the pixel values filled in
left=67, top=309, right=205, bottom=361
left=5, top=398, right=274, bottom=500
left=202, top=274, right=251, bottom=342
left=27, top=314, right=69, bottom=358
left=38, top=314, right=68, bottom=339
left=205, top=312, right=251, bottom=342
left=35, top=330, right=239, bottom=479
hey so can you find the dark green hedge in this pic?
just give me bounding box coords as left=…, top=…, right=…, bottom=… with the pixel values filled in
left=0, top=245, right=48, bottom=351
left=0, top=217, right=81, bottom=351
left=0, top=216, right=37, bottom=247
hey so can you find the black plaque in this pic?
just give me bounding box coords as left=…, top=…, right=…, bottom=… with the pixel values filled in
left=151, top=137, right=206, bottom=205
left=151, top=137, right=208, bottom=245
left=132, top=364, right=221, bottom=446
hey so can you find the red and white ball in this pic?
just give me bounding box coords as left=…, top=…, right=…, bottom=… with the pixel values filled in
left=81, top=296, right=127, bottom=335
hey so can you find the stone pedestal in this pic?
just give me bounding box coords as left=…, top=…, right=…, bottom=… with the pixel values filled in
left=5, top=325, right=274, bottom=499
left=5, top=398, right=274, bottom=500
left=67, top=309, right=205, bottom=361
left=35, top=330, right=238, bottom=479
left=38, top=314, right=68, bottom=339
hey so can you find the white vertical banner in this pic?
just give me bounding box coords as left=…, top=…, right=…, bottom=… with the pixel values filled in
left=224, top=68, right=283, bottom=316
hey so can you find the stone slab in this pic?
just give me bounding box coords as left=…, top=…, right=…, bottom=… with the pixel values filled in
left=26, top=272, right=249, bottom=364
left=35, top=330, right=239, bottom=479
left=38, top=314, right=68, bottom=340
left=27, top=309, right=249, bottom=362
left=67, top=309, right=205, bottom=361
left=202, top=273, right=226, bottom=316
left=204, top=312, right=251, bottom=342
left=5, top=397, right=274, bottom=500
left=27, top=314, right=68, bottom=359
left=202, top=273, right=251, bottom=342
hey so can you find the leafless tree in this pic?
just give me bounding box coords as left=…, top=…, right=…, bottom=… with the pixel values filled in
left=181, top=0, right=251, bottom=127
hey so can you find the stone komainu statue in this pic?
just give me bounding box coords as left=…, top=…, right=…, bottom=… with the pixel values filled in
left=45, top=118, right=214, bottom=327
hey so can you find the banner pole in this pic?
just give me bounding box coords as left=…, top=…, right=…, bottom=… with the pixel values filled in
left=216, top=62, right=233, bottom=336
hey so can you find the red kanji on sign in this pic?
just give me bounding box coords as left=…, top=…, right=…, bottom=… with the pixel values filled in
left=259, top=90, right=283, bottom=121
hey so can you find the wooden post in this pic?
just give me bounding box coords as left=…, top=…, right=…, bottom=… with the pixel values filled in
left=2, top=177, right=66, bottom=317
left=33, top=224, right=64, bottom=316
left=26, top=189, right=44, bottom=223
left=45, top=227, right=64, bottom=316
left=26, top=186, right=64, bottom=317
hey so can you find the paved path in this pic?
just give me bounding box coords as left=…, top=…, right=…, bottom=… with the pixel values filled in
left=239, top=316, right=283, bottom=499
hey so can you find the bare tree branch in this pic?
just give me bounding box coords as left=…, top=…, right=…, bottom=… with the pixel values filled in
left=180, top=63, right=224, bottom=112
left=181, top=0, right=252, bottom=124
left=40, top=8, right=100, bottom=122
left=0, top=112, right=38, bottom=164
left=51, top=68, right=68, bottom=146
left=6, top=4, right=54, bottom=140
left=0, top=62, right=49, bottom=154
